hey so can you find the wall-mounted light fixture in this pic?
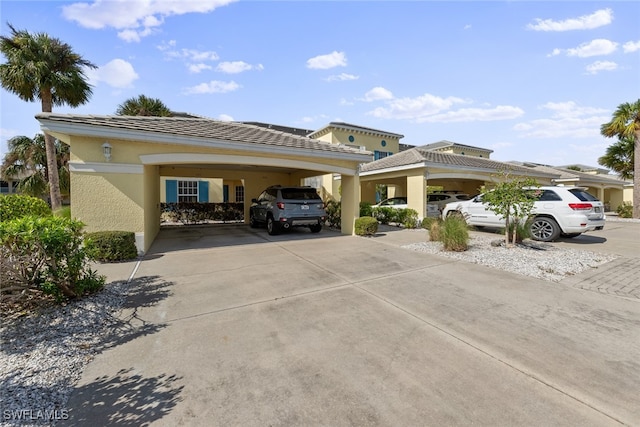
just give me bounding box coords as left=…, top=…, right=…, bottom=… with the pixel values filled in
left=102, top=142, right=112, bottom=162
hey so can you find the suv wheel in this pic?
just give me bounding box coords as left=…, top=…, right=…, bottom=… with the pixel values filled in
left=529, top=217, right=560, bottom=242
left=309, top=224, right=322, bottom=233
left=267, top=216, right=280, bottom=235
left=249, top=213, right=258, bottom=228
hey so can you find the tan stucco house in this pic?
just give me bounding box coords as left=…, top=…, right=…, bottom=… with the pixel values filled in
left=36, top=113, right=372, bottom=253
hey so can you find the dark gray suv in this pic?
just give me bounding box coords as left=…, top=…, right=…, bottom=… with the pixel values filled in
left=250, top=186, right=326, bottom=235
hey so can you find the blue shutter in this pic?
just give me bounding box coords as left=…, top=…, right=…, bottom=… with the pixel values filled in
left=198, top=181, right=209, bottom=202
left=223, top=185, right=229, bottom=203
left=166, top=180, right=177, bottom=203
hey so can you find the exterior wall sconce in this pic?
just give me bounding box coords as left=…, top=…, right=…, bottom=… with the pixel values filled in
left=102, top=142, right=112, bottom=161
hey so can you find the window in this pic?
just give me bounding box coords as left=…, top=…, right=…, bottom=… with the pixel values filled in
left=374, top=150, right=392, bottom=160
left=178, top=180, right=198, bottom=202
left=235, top=186, right=245, bottom=202
left=0, top=181, right=9, bottom=194
left=537, top=190, right=562, bottom=201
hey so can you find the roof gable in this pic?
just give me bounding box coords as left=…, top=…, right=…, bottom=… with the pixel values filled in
left=308, top=122, right=404, bottom=140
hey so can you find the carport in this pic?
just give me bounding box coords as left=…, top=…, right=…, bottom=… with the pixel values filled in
left=359, top=146, right=558, bottom=218
left=36, top=113, right=372, bottom=253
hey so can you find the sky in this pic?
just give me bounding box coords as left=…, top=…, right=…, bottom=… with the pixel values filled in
left=1, top=0, right=639, bottom=170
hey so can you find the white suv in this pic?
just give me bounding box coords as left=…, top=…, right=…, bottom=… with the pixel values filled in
left=441, top=186, right=605, bottom=242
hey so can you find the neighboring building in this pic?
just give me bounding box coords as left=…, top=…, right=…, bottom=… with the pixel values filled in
left=0, top=179, right=19, bottom=195
left=510, top=162, right=631, bottom=212
left=359, top=145, right=558, bottom=218
left=307, top=122, right=404, bottom=200
left=419, top=140, right=493, bottom=158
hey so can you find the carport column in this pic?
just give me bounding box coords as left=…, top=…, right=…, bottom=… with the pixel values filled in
left=407, top=171, right=427, bottom=219
left=340, top=173, right=360, bottom=235
left=243, top=179, right=264, bottom=224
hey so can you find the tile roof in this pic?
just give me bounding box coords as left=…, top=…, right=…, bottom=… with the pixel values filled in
left=309, top=122, right=404, bottom=139
left=511, top=162, right=630, bottom=185
left=360, top=146, right=558, bottom=178
left=419, top=140, right=494, bottom=153
left=36, top=113, right=371, bottom=158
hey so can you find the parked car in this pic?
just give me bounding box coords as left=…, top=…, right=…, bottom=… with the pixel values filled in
left=441, top=186, right=606, bottom=242
left=427, top=192, right=471, bottom=217
left=373, top=197, right=408, bottom=209
left=250, top=186, right=326, bottom=235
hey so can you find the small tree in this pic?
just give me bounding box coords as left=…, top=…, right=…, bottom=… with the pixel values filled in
left=481, top=170, right=540, bottom=247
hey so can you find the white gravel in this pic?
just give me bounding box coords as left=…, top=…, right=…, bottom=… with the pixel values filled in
left=402, top=235, right=619, bottom=282
left=0, top=281, right=130, bottom=426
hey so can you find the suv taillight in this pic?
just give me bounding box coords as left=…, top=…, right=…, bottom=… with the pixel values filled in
left=569, top=203, right=592, bottom=211
left=277, top=202, right=285, bottom=209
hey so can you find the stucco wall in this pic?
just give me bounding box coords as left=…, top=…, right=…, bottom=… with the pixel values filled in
left=70, top=172, right=144, bottom=234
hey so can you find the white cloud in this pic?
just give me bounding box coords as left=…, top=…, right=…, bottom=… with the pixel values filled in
left=189, top=63, right=213, bottom=73
left=340, top=98, right=354, bottom=106
left=85, top=59, right=139, bottom=88
left=585, top=60, right=618, bottom=75
left=218, top=114, right=234, bottom=121
left=527, top=8, right=613, bottom=31
left=299, top=114, right=329, bottom=124
left=325, top=73, right=359, bottom=82
left=183, top=80, right=241, bottom=95
left=363, top=87, right=394, bottom=102
left=215, top=61, right=264, bottom=74
left=567, top=39, right=617, bottom=57
left=62, top=0, right=237, bottom=42
left=415, top=106, right=524, bottom=123
left=623, top=40, right=640, bottom=53
left=158, top=43, right=219, bottom=73
left=306, top=51, right=347, bottom=69
left=513, top=102, right=609, bottom=138
left=367, top=93, right=468, bottom=121
left=464, top=24, right=472, bottom=30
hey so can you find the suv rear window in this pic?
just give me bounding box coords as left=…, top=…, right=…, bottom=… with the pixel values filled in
left=568, top=189, right=599, bottom=202
left=281, top=189, right=321, bottom=200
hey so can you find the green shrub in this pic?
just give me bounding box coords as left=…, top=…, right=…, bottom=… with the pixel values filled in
left=616, top=202, right=633, bottom=218
left=0, top=194, right=51, bottom=222
left=0, top=215, right=105, bottom=302
left=84, top=231, right=138, bottom=262
left=359, top=201, right=373, bottom=217
left=401, top=209, right=419, bottom=229
left=325, top=199, right=341, bottom=228
left=421, top=217, right=440, bottom=230
left=372, top=206, right=395, bottom=224
left=54, top=205, right=71, bottom=219
left=355, top=216, right=378, bottom=236
left=441, top=215, right=469, bottom=251
left=429, top=221, right=441, bottom=242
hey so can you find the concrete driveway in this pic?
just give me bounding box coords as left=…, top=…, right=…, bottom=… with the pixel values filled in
left=64, top=224, right=640, bottom=426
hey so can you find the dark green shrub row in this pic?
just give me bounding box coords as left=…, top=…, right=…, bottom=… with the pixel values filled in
left=84, top=231, right=138, bottom=262
left=161, top=202, right=244, bottom=224
left=0, top=194, right=51, bottom=222
left=429, top=216, right=469, bottom=251
left=355, top=217, right=379, bottom=236
left=616, top=202, right=633, bottom=218
left=0, top=215, right=105, bottom=301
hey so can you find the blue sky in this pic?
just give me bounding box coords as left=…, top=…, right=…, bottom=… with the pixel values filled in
left=1, top=1, right=638, bottom=169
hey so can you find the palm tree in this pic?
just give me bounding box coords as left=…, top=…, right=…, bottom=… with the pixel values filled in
left=0, top=24, right=95, bottom=210
left=598, top=136, right=634, bottom=180
left=116, top=94, right=172, bottom=116
left=1, top=133, right=70, bottom=198
left=601, top=99, right=640, bottom=218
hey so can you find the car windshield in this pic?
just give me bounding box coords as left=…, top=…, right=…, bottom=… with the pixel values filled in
left=568, top=189, right=600, bottom=202
left=281, top=189, right=321, bottom=200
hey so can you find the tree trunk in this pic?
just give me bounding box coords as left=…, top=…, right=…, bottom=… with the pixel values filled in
left=634, top=131, right=640, bottom=219
left=41, top=92, right=62, bottom=211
